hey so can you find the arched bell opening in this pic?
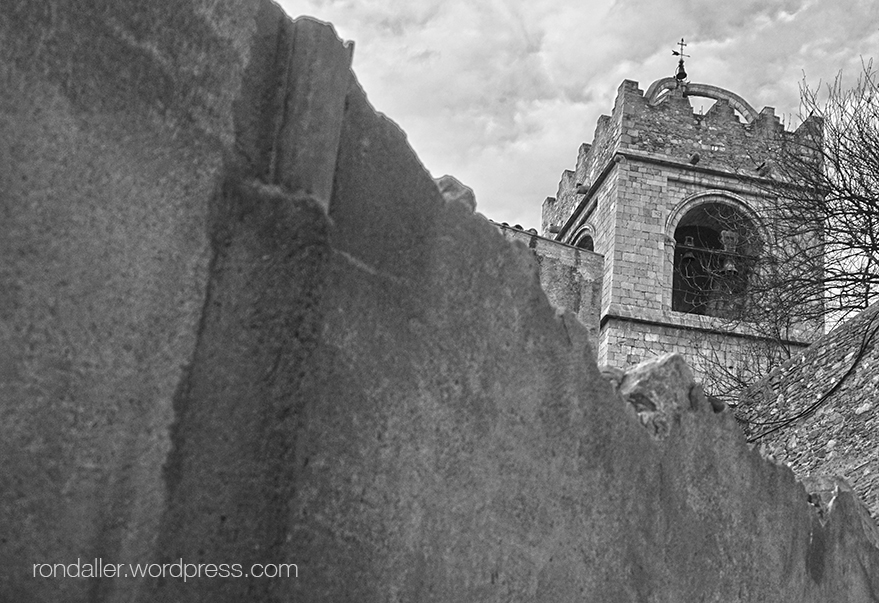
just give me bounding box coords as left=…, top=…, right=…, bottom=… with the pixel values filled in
left=672, top=202, right=761, bottom=317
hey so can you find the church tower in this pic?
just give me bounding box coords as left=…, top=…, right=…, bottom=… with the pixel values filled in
left=540, top=58, right=822, bottom=392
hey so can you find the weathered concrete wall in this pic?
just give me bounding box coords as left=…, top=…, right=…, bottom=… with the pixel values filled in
left=1, top=3, right=879, bottom=603
left=0, top=0, right=264, bottom=599
left=0, top=2, right=344, bottom=600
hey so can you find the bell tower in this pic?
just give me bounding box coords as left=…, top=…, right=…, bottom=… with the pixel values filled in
left=540, top=55, right=822, bottom=392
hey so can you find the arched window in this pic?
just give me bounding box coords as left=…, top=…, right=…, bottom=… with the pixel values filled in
left=575, top=235, right=594, bottom=251
left=571, top=225, right=595, bottom=252
left=672, top=201, right=760, bottom=317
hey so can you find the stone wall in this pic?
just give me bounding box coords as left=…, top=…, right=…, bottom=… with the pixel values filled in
left=539, top=76, right=821, bottom=382
left=599, top=316, right=811, bottom=400
left=739, top=304, right=879, bottom=523
left=496, top=224, right=603, bottom=347
left=1, top=2, right=879, bottom=602
left=619, top=79, right=820, bottom=174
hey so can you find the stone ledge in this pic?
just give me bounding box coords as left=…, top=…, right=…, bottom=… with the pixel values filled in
left=602, top=302, right=817, bottom=346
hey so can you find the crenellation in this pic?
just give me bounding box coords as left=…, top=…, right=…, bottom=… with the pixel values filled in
left=540, top=196, right=557, bottom=237
left=575, top=113, right=618, bottom=190
left=751, top=106, right=783, bottom=141
left=704, top=97, right=737, bottom=123
left=7, top=4, right=879, bottom=599
left=557, top=169, right=577, bottom=200
left=541, top=74, right=822, bottom=389
left=541, top=170, right=578, bottom=237
left=574, top=142, right=591, bottom=184
left=794, top=113, right=823, bottom=137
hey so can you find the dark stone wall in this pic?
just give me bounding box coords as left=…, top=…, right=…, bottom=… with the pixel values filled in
left=740, top=303, right=879, bottom=524
left=1, top=2, right=878, bottom=602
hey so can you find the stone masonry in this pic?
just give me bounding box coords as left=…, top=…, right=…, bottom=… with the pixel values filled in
left=739, top=303, right=879, bottom=524
left=541, top=78, right=823, bottom=387
left=3, top=3, right=879, bottom=601
left=495, top=223, right=603, bottom=349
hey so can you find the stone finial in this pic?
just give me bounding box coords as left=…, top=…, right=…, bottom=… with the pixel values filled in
left=434, top=174, right=476, bottom=212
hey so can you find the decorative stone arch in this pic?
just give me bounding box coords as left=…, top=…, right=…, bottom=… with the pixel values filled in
left=644, top=78, right=759, bottom=124
left=571, top=223, right=596, bottom=252
left=665, top=191, right=765, bottom=240
left=663, top=191, right=764, bottom=315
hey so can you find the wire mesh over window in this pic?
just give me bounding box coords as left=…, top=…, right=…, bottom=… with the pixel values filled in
left=672, top=202, right=760, bottom=317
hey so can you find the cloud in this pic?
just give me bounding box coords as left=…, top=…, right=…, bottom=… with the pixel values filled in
left=289, top=0, right=879, bottom=229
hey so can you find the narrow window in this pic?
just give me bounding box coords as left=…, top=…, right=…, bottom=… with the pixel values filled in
left=575, top=234, right=594, bottom=251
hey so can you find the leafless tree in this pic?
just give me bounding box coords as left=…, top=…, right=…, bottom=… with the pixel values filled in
left=772, top=60, right=879, bottom=323
left=680, top=61, right=879, bottom=402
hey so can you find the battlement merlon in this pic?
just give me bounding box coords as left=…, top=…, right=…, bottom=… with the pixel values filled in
left=541, top=77, right=826, bottom=240
left=581, top=78, right=820, bottom=177
left=555, top=80, right=821, bottom=210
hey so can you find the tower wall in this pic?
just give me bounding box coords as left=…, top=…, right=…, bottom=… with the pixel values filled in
left=543, top=79, right=822, bottom=390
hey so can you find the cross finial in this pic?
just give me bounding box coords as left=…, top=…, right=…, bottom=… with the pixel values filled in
left=671, top=38, right=690, bottom=83
left=674, top=38, right=689, bottom=58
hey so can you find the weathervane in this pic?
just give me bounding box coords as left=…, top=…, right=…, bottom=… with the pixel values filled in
left=672, top=38, right=689, bottom=84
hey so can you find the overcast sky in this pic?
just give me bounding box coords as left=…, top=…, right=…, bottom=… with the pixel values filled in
left=285, top=0, right=879, bottom=229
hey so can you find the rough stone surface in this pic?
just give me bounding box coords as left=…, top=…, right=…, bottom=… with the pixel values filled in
left=739, top=303, right=879, bottom=524
left=434, top=174, right=477, bottom=212
left=1, top=3, right=879, bottom=603
left=496, top=223, right=603, bottom=346
left=618, top=353, right=704, bottom=439
left=540, top=78, right=821, bottom=384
